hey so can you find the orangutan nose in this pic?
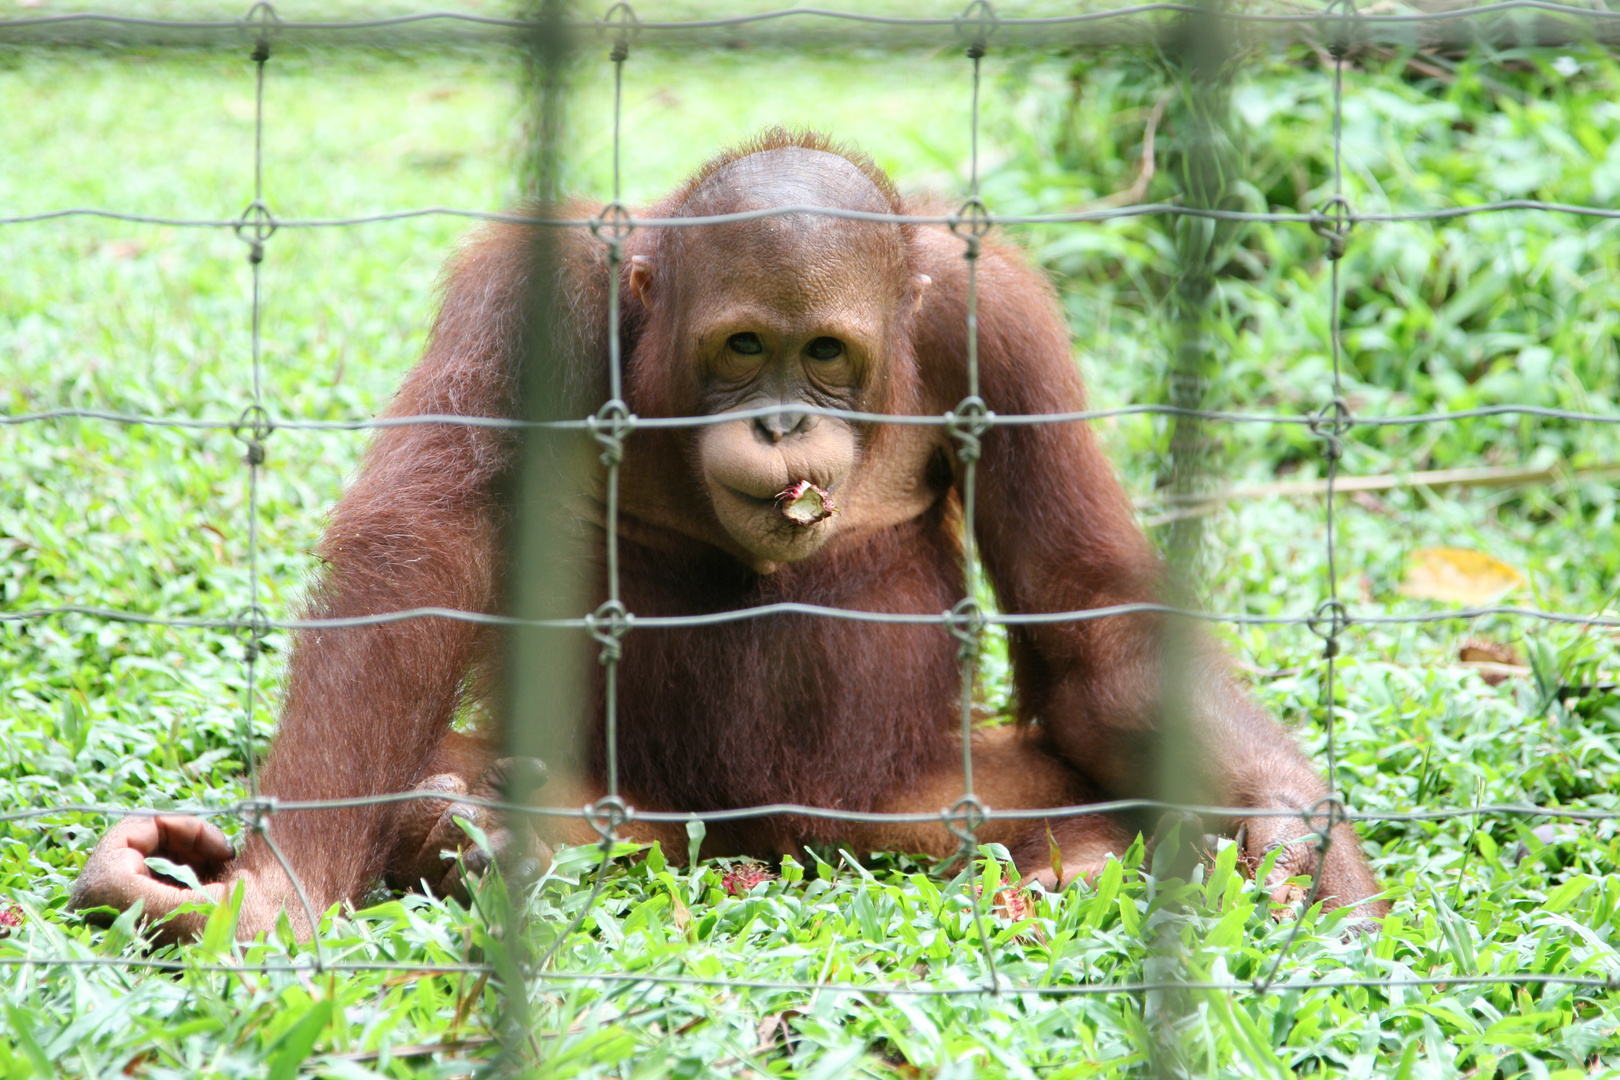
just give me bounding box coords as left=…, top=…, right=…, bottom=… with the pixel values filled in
left=754, top=409, right=817, bottom=443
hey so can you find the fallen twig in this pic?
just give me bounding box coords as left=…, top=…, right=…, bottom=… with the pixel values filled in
left=325, top=1036, right=492, bottom=1063
left=1139, top=462, right=1620, bottom=526
left=1069, top=91, right=1169, bottom=212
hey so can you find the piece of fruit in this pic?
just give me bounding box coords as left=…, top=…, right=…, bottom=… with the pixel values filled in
left=775, top=480, right=836, bottom=526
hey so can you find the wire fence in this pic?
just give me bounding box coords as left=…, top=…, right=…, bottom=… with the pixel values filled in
left=3, top=0, right=1618, bottom=48
left=3, top=0, right=1620, bottom=1042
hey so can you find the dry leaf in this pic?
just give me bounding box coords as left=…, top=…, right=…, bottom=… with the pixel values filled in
left=1459, top=637, right=1519, bottom=666
left=668, top=888, right=690, bottom=931
left=1398, top=547, right=1525, bottom=604
left=1458, top=637, right=1525, bottom=686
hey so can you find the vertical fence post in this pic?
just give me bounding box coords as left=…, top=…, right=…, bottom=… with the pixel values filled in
left=497, top=1, right=597, bottom=1054
left=1148, top=0, right=1235, bottom=1066
left=504, top=4, right=641, bottom=1001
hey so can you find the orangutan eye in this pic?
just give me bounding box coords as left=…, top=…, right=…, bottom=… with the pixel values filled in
left=728, top=333, right=764, bottom=355
left=806, top=337, right=843, bottom=361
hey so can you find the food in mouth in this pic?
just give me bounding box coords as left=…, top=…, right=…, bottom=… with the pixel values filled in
left=775, top=480, right=837, bottom=526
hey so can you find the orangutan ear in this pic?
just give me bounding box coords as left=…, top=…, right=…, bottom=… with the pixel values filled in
left=629, top=255, right=655, bottom=308
left=906, top=273, right=932, bottom=318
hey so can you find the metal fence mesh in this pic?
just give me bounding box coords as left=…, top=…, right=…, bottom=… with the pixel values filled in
left=2, top=0, right=1619, bottom=1041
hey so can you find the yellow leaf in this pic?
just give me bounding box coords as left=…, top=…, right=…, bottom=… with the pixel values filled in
left=668, top=884, right=691, bottom=932
left=1399, top=548, right=1525, bottom=604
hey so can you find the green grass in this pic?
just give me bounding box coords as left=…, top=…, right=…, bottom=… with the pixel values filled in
left=3, top=24, right=1620, bottom=1080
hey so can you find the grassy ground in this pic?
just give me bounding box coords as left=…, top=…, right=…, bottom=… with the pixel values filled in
left=2, top=21, right=1620, bottom=1080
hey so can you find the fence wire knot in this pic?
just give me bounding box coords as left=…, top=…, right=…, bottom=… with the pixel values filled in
left=589, top=201, right=635, bottom=258
left=234, top=795, right=278, bottom=835
left=947, top=597, right=986, bottom=664
left=1308, top=395, right=1352, bottom=461
left=235, top=602, right=272, bottom=660
left=942, top=794, right=988, bottom=849
left=601, top=2, right=639, bottom=61
left=1308, top=599, right=1350, bottom=659
left=233, top=403, right=274, bottom=467
left=949, top=196, right=993, bottom=259
left=1320, top=0, right=1359, bottom=60
left=585, top=795, right=631, bottom=843
left=588, top=399, right=635, bottom=467
left=234, top=200, right=277, bottom=264
left=954, top=0, right=998, bottom=58
left=587, top=600, right=632, bottom=665
left=242, top=1, right=279, bottom=62
left=945, top=395, right=993, bottom=464
left=1311, top=194, right=1354, bottom=261
left=1301, top=796, right=1347, bottom=840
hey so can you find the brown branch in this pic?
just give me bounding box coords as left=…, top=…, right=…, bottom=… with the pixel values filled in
left=325, top=1036, right=492, bottom=1064
left=1070, top=91, right=1169, bottom=212
left=1138, top=462, right=1620, bottom=527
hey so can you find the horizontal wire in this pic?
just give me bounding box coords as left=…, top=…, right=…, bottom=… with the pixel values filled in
left=4, top=1, right=1617, bottom=33
left=7, top=198, right=1620, bottom=230
left=3, top=600, right=1617, bottom=632
left=0, top=207, right=532, bottom=228
left=1, top=11, right=524, bottom=30
left=617, top=1, right=1620, bottom=28
left=4, top=402, right=1617, bottom=434
left=0, top=955, right=1610, bottom=999
left=6, top=796, right=1615, bottom=827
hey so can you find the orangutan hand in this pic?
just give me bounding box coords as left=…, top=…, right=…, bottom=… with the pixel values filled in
left=69, top=814, right=233, bottom=940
